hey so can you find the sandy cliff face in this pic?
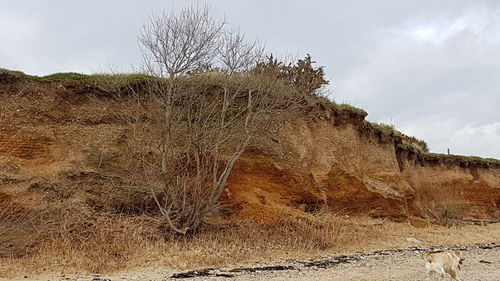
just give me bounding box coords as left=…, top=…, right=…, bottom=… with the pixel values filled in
left=1, top=73, right=499, bottom=224
left=226, top=119, right=500, bottom=223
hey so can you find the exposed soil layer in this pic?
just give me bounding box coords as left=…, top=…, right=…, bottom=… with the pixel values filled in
left=0, top=73, right=499, bottom=226
left=225, top=120, right=500, bottom=223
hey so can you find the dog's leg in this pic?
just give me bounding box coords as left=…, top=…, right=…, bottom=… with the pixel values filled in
left=425, top=262, right=438, bottom=280
left=434, top=266, right=446, bottom=281
left=449, top=270, right=460, bottom=281
left=425, top=270, right=433, bottom=280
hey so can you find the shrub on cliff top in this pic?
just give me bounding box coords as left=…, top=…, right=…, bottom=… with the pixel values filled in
left=253, top=54, right=329, bottom=95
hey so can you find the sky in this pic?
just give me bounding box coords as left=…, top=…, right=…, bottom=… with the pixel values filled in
left=1, top=0, right=499, bottom=159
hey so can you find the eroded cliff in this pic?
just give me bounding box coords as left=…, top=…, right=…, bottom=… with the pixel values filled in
left=1, top=71, right=499, bottom=227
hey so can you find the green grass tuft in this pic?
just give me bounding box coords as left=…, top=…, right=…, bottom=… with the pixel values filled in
left=424, top=153, right=500, bottom=165
left=336, top=103, right=367, bottom=117
left=40, top=72, right=89, bottom=81
left=368, top=122, right=429, bottom=153
left=0, top=68, right=34, bottom=78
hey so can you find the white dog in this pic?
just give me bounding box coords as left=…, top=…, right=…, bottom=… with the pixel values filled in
left=425, top=250, right=464, bottom=280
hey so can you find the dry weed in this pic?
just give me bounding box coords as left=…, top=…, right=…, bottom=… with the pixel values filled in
left=418, top=185, right=469, bottom=226
left=0, top=199, right=42, bottom=258
left=2, top=209, right=500, bottom=279
left=0, top=212, right=375, bottom=276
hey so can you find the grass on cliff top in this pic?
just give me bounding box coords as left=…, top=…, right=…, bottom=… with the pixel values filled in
left=0, top=68, right=156, bottom=87
left=424, top=153, right=500, bottom=165
left=40, top=72, right=156, bottom=87
left=0, top=68, right=35, bottom=78
left=368, top=122, right=430, bottom=153
left=2, top=68, right=499, bottom=165
left=336, top=103, right=367, bottom=115
left=366, top=123, right=500, bottom=165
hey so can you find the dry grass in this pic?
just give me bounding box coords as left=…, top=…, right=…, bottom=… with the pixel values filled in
left=0, top=199, right=41, bottom=258
left=0, top=212, right=367, bottom=276
left=418, top=185, right=470, bottom=226
left=0, top=203, right=161, bottom=276
left=0, top=210, right=378, bottom=277
left=2, top=207, right=500, bottom=280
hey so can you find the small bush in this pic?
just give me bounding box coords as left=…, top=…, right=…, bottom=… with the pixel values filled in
left=253, top=54, right=328, bottom=94
left=336, top=103, right=367, bottom=116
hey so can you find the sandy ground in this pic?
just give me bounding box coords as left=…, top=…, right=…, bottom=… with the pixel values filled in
left=193, top=247, right=500, bottom=281
left=6, top=246, right=498, bottom=281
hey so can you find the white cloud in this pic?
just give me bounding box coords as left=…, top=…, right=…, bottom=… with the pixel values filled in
left=450, top=123, right=500, bottom=157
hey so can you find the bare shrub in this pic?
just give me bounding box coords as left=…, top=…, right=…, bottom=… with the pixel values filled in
left=138, top=4, right=225, bottom=177
left=218, top=28, right=265, bottom=73
left=113, top=72, right=300, bottom=234
left=133, top=5, right=306, bottom=234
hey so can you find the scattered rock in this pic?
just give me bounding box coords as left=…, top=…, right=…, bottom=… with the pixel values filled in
left=405, top=237, right=421, bottom=243
left=91, top=277, right=111, bottom=281
left=170, top=268, right=214, bottom=278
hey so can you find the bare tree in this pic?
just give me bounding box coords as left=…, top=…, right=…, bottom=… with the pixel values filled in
left=133, top=5, right=304, bottom=234
left=218, top=28, right=265, bottom=73
left=138, top=4, right=225, bottom=175
left=138, top=4, right=225, bottom=78
left=135, top=5, right=262, bottom=234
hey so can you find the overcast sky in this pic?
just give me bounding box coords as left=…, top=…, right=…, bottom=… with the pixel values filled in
left=1, top=0, right=499, bottom=159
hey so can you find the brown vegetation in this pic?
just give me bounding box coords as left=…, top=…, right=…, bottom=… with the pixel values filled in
left=0, top=64, right=499, bottom=277
left=1, top=209, right=499, bottom=279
